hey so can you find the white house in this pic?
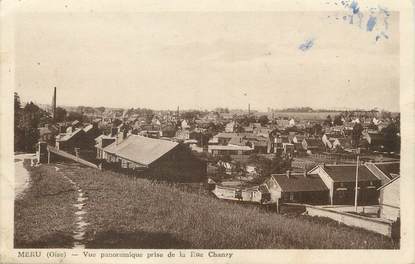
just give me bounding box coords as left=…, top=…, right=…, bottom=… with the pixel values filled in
left=378, top=176, right=400, bottom=221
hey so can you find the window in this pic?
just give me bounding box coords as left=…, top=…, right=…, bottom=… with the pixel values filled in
left=289, top=192, right=294, bottom=201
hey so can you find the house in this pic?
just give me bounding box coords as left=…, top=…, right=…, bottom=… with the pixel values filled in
left=225, top=121, right=236, bottom=133
left=102, top=135, right=206, bottom=182
left=254, top=127, right=272, bottom=138
left=228, top=134, right=269, bottom=154
left=212, top=182, right=270, bottom=204
left=292, top=135, right=305, bottom=144
left=38, top=124, right=59, bottom=144
left=272, top=135, right=290, bottom=154
left=266, top=171, right=329, bottom=207
left=365, top=161, right=400, bottom=184
left=308, top=164, right=382, bottom=205
left=55, top=128, right=89, bottom=153
left=175, top=130, right=190, bottom=140
left=213, top=133, right=239, bottom=145
left=208, top=145, right=253, bottom=156
left=181, top=119, right=190, bottom=130
left=363, top=131, right=388, bottom=151
left=336, top=137, right=354, bottom=151
left=301, top=138, right=325, bottom=153
left=72, top=120, right=81, bottom=128
left=95, top=134, right=116, bottom=159
left=378, top=176, right=400, bottom=221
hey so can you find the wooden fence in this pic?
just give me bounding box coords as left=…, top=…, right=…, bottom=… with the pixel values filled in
left=47, top=146, right=99, bottom=169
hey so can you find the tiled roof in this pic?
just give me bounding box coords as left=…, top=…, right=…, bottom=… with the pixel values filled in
left=208, top=145, right=253, bottom=151
left=271, top=173, right=328, bottom=192
left=58, top=128, right=84, bottom=141
left=321, top=164, right=380, bottom=182
left=83, top=124, right=93, bottom=132
left=304, top=138, right=324, bottom=147
left=374, top=162, right=400, bottom=178
left=103, top=135, right=178, bottom=166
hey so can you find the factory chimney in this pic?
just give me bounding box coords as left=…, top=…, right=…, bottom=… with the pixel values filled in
left=52, top=87, right=56, bottom=120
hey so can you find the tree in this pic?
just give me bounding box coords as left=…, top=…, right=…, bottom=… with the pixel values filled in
left=55, top=107, right=67, bottom=122
left=381, top=122, right=400, bottom=152
left=333, top=115, right=344, bottom=126
left=14, top=92, right=21, bottom=111
left=311, top=123, right=323, bottom=136
left=323, top=115, right=333, bottom=127
left=249, top=154, right=291, bottom=180
left=15, top=101, right=45, bottom=152
left=14, top=93, right=23, bottom=151
left=367, top=122, right=378, bottom=131
left=352, top=123, right=364, bottom=148
left=258, top=115, right=269, bottom=126
left=67, top=111, right=84, bottom=122
left=96, top=106, right=106, bottom=113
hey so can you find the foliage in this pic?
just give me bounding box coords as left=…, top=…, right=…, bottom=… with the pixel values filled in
left=248, top=154, right=291, bottom=179
left=281, top=107, right=314, bottom=112
left=352, top=123, right=364, bottom=147
left=333, top=115, right=344, bottom=126
left=381, top=121, right=400, bottom=152
left=258, top=115, right=269, bottom=126
left=55, top=107, right=67, bottom=122
left=14, top=95, right=45, bottom=152
left=67, top=111, right=85, bottom=122
left=323, top=115, right=332, bottom=127
left=15, top=163, right=398, bottom=249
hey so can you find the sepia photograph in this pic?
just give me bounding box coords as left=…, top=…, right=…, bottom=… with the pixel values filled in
left=1, top=0, right=414, bottom=263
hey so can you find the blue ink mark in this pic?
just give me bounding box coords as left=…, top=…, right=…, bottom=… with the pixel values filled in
left=350, top=1, right=360, bottom=14
left=367, top=16, right=377, bottom=31
left=299, top=39, right=314, bottom=51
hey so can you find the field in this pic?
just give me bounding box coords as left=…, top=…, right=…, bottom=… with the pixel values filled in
left=14, top=161, right=398, bottom=249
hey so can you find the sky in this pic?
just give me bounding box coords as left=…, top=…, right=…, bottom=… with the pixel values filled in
left=14, top=9, right=399, bottom=111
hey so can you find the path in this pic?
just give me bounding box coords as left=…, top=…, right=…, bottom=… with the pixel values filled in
left=55, top=165, right=90, bottom=249
left=14, top=153, right=37, bottom=199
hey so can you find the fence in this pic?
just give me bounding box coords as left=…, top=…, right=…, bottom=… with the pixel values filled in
left=47, top=146, right=98, bottom=169
left=310, top=153, right=356, bottom=163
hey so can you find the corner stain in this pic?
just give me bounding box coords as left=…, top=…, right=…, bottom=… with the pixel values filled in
left=367, top=16, right=377, bottom=32
left=350, top=1, right=360, bottom=14
left=299, top=39, right=314, bottom=51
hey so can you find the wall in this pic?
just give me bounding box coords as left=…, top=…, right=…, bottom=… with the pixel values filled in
left=150, top=145, right=207, bottom=182
left=306, top=205, right=393, bottom=237
left=379, top=178, right=400, bottom=221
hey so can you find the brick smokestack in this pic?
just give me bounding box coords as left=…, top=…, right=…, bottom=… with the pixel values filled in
left=52, top=87, right=56, bottom=120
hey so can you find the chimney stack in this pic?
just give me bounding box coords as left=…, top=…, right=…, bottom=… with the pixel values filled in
left=52, top=87, right=57, bottom=120
left=286, top=170, right=291, bottom=179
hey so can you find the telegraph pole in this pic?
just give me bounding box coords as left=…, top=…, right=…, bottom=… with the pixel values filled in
left=354, top=148, right=360, bottom=213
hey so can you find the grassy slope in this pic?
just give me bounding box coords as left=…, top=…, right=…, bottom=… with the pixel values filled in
left=14, top=161, right=77, bottom=248
left=52, top=163, right=397, bottom=249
